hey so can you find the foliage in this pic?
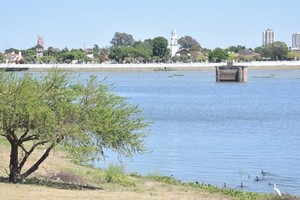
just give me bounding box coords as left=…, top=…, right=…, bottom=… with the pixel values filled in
left=108, top=45, right=152, bottom=63
left=208, top=48, right=228, bottom=62
left=57, top=49, right=86, bottom=63
left=0, top=70, right=149, bottom=183
left=110, top=32, right=135, bottom=47
left=105, top=164, right=136, bottom=187
left=228, top=52, right=238, bottom=61
left=5, top=48, right=19, bottom=54
left=109, top=37, right=169, bottom=63
left=238, top=54, right=257, bottom=61
left=254, top=46, right=263, bottom=54
left=132, top=41, right=152, bottom=62
left=255, top=41, right=289, bottom=61
left=190, top=52, right=207, bottom=62
left=36, top=56, right=57, bottom=64
left=178, top=36, right=201, bottom=51
left=93, top=45, right=110, bottom=63
left=287, top=51, right=300, bottom=60
left=0, top=52, right=3, bottom=62
left=270, top=41, right=289, bottom=60
left=109, top=47, right=130, bottom=63
left=226, top=45, right=246, bottom=53
left=22, top=49, right=36, bottom=63
left=152, top=37, right=170, bottom=61
left=45, top=47, right=60, bottom=57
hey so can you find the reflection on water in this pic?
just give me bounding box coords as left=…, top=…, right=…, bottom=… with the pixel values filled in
left=88, top=70, right=300, bottom=195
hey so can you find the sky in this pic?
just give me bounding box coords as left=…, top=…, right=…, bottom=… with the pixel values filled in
left=1, top=0, right=299, bottom=51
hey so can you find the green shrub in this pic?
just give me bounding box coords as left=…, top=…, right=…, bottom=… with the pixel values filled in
left=105, top=164, right=136, bottom=187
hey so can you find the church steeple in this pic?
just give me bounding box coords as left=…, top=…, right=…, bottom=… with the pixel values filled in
left=171, top=27, right=178, bottom=57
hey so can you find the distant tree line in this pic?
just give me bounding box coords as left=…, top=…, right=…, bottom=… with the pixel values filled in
left=1, top=32, right=300, bottom=64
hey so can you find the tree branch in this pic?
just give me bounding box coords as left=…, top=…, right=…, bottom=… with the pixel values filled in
left=19, top=134, right=39, bottom=143
left=18, top=140, right=49, bottom=172
left=18, top=129, right=30, bottom=143
left=19, top=144, right=28, bottom=154
left=21, top=143, right=55, bottom=180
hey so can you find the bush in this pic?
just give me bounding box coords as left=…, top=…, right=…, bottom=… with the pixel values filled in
left=105, top=164, right=136, bottom=187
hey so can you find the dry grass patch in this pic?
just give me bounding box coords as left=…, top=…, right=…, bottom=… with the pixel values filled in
left=0, top=181, right=234, bottom=200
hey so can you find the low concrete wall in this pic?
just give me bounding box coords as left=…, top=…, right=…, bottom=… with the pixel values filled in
left=1, top=61, right=300, bottom=72
left=233, top=61, right=300, bottom=70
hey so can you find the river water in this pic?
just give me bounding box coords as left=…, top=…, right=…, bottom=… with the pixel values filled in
left=87, top=70, right=300, bottom=195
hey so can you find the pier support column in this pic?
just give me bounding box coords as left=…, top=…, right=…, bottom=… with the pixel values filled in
left=238, top=67, right=242, bottom=82
left=216, top=67, right=220, bottom=82
left=243, top=67, right=248, bottom=82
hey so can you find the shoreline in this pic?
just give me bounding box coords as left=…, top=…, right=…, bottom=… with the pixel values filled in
left=28, top=65, right=300, bottom=72
left=1, top=62, right=300, bottom=72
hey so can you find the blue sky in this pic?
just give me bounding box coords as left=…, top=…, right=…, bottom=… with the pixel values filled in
left=1, top=0, right=299, bottom=51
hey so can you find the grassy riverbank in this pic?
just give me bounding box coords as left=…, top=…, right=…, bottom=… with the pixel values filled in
left=0, top=138, right=298, bottom=200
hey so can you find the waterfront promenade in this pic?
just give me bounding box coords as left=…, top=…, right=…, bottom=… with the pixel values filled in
left=1, top=61, right=300, bottom=72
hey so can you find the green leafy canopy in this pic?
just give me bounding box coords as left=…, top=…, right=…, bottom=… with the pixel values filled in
left=0, top=70, right=149, bottom=183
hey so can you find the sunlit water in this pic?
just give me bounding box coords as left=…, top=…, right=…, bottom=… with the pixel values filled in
left=83, top=70, right=300, bottom=195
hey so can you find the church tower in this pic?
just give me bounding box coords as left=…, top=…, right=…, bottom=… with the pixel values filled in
left=171, top=27, right=178, bottom=57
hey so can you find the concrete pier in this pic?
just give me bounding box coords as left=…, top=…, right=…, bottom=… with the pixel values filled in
left=216, top=66, right=248, bottom=82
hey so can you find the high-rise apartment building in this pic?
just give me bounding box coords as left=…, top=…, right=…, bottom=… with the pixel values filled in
left=262, top=29, right=275, bottom=47
left=292, top=32, right=300, bottom=50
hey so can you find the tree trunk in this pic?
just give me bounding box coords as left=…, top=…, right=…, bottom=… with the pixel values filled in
left=8, top=141, right=22, bottom=183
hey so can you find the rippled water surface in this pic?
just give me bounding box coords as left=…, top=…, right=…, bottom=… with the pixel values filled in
left=87, top=70, right=300, bottom=195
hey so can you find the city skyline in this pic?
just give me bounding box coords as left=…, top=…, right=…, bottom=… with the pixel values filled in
left=1, top=0, right=299, bottom=51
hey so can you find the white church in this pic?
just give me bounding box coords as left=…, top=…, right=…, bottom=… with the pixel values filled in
left=170, top=27, right=191, bottom=58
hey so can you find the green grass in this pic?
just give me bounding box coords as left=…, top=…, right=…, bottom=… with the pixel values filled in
left=147, top=173, right=181, bottom=185
left=104, top=164, right=136, bottom=187
left=145, top=173, right=299, bottom=200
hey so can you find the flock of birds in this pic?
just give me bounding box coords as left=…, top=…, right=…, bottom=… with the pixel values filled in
left=229, top=170, right=282, bottom=196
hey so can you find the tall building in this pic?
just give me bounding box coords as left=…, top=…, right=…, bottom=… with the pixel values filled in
left=262, top=28, right=275, bottom=47
left=171, top=27, right=178, bottom=57
left=292, top=32, right=300, bottom=50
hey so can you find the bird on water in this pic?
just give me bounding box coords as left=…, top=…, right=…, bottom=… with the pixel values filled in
left=273, top=184, right=282, bottom=196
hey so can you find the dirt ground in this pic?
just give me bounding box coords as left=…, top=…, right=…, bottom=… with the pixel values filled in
left=0, top=181, right=233, bottom=200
